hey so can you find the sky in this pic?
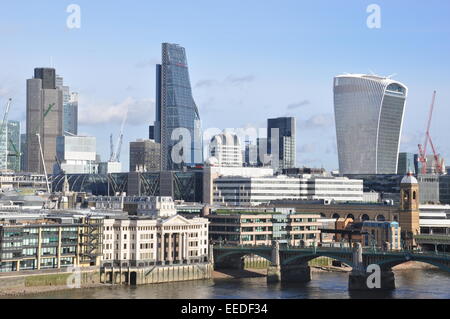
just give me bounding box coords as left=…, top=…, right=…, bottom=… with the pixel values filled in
left=0, top=0, right=449, bottom=171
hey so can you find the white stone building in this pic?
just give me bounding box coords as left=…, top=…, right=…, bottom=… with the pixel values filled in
left=209, top=132, right=243, bottom=167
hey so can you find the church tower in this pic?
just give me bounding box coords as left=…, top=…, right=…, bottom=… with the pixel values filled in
left=399, top=172, right=420, bottom=249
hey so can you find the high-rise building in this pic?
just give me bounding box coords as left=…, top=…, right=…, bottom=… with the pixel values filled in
left=0, top=121, right=7, bottom=171
left=54, top=135, right=97, bottom=174
left=56, top=75, right=78, bottom=135
left=149, top=125, right=155, bottom=140
left=129, top=139, right=161, bottom=172
left=244, top=141, right=258, bottom=167
left=20, top=133, right=27, bottom=171
left=7, top=121, right=21, bottom=172
left=209, top=132, right=243, bottom=167
left=398, top=152, right=416, bottom=175
left=26, top=68, right=63, bottom=174
left=154, top=43, right=203, bottom=171
left=257, top=137, right=269, bottom=167
left=267, top=117, right=296, bottom=170
left=334, top=74, right=408, bottom=175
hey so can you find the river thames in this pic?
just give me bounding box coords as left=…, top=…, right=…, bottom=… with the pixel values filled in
left=20, top=268, right=450, bottom=299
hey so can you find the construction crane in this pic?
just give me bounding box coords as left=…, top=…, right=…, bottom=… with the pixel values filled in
left=109, top=109, right=128, bottom=163
left=418, top=91, right=444, bottom=175
left=0, top=98, right=12, bottom=140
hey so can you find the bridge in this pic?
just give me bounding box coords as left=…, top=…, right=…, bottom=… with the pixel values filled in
left=213, top=243, right=450, bottom=290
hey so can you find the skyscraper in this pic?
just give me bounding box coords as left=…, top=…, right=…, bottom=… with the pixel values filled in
left=26, top=67, right=63, bottom=174
left=129, top=139, right=161, bottom=172
left=56, top=75, right=78, bottom=135
left=154, top=43, right=203, bottom=170
left=267, top=117, right=296, bottom=170
left=334, top=74, right=408, bottom=175
left=7, top=121, right=21, bottom=172
left=398, top=152, right=416, bottom=175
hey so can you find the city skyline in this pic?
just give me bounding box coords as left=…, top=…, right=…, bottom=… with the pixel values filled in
left=1, top=1, right=450, bottom=172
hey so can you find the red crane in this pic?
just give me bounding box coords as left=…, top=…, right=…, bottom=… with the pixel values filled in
left=418, top=91, right=443, bottom=174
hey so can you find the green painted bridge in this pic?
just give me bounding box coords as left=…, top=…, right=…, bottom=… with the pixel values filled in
left=213, top=244, right=450, bottom=290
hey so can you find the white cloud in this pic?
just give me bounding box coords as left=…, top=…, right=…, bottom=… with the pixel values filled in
left=78, top=96, right=155, bottom=126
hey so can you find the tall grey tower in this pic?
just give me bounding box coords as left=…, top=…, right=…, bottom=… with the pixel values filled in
left=56, top=75, right=78, bottom=135
left=333, top=74, right=408, bottom=175
left=26, top=68, right=63, bottom=174
left=268, top=117, right=296, bottom=170
left=155, top=43, right=203, bottom=171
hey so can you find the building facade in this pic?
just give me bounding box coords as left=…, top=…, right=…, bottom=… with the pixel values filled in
left=26, top=68, right=63, bottom=174
left=209, top=132, right=243, bottom=167
left=0, top=217, right=103, bottom=272
left=362, top=221, right=401, bottom=251
left=334, top=74, right=408, bottom=174
left=267, top=117, right=296, bottom=170
left=154, top=43, right=203, bottom=170
left=56, top=75, right=78, bottom=135
left=213, top=175, right=363, bottom=206
left=129, top=139, right=161, bottom=173
left=397, top=152, right=416, bottom=175
left=54, top=135, right=98, bottom=174
left=102, top=215, right=209, bottom=267
left=208, top=208, right=321, bottom=247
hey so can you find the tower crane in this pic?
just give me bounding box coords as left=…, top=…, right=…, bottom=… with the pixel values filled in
left=418, top=91, right=444, bottom=175
left=109, top=109, right=128, bottom=163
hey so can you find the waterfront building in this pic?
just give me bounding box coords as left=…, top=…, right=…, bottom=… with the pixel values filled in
left=54, top=135, right=98, bottom=174
left=208, top=208, right=321, bottom=247
left=267, top=117, right=296, bottom=170
left=154, top=43, right=203, bottom=170
left=334, top=74, right=408, bottom=174
left=26, top=68, right=63, bottom=174
left=212, top=175, right=363, bottom=206
left=397, top=152, right=416, bottom=175
left=0, top=216, right=103, bottom=272
left=418, top=204, right=450, bottom=236
left=129, top=139, right=161, bottom=173
left=209, top=132, right=243, bottom=168
left=102, top=214, right=209, bottom=267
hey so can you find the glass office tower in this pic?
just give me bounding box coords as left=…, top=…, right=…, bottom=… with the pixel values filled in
left=155, top=43, right=203, bottom=170
left=334, top=74, right=408, bottom=175
left=267, top=117, right=296, bottom=170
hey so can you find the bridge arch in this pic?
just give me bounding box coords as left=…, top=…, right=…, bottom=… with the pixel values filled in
left=214, top=249, right=272, bottom=264
left=282, top=252, right=354, bottom=268
left=376, top=255, right=450, bottom=272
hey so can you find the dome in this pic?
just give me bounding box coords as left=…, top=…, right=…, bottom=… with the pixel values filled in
left=401, top=173, right=418, bottom=184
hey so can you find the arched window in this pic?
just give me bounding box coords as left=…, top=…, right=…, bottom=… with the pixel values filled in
left=377, top=215, right=386, bottom=222
left=361, top=214, right=370, bottom=221
left=413, top=191, right=416, bottom=200
left=347, top=214, right=355, bottom=220
left=332, top=213, right=340, bottom=219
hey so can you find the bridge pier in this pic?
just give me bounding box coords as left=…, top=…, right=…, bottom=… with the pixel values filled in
left=349, top=269, right=395, bottom=291
left=280, top=264, right=311, bottom=283
left=214, top=254, right=244, bottom=270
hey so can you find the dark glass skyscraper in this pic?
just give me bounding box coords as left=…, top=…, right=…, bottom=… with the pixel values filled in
left=267, top=117, right=296, bottom=169
left=155, top=43, right=203, bottom=170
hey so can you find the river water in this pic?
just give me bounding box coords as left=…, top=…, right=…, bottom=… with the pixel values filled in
left=20, top=269, right=450, bottom=299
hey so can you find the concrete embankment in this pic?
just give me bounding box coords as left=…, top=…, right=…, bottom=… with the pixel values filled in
left=0, top=267, right=101, bottom=297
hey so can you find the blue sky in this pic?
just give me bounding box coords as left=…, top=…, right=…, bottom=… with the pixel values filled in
left=1, top=0, right=449, bottom=171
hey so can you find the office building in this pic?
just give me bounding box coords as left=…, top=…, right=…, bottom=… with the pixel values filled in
left=102, top=212, right=209, bottom=266
left=129, top=139, right=161, bottom=173
left=56, top=75, right=78, bottom=135
left=54, top=135, right=98, bottom=174
left=417, top=174, right=440, bottom=204
left=244, top=141, right=258, bottom=167
left=257, top=138, right=269, bottom=167
left=208, top=208, right=321, bottom=247
left=0, top=216, right=103, bottom=272
left=268, top=117, right=296, bottom=170
left=98, top=161, right=122, bottom=174
left=154, top=43, right=203, bottom=170
left=397, top=152, right=416, bottom=175
left=213, top=175, right=363, bottom=206
left=26, top=68, right=63, bottom=174
left=149, top=125, right=155, bottom=140
left=209, top=132, right=243, bottom=168
left=439, top=175, right=450, bottom=205
left=361, top=221, right=401, bottom=251
left=334, top=74, right=408, bottom=174
left=6, top=121, right=21, bottom=172
left=20, top=134, right=27, bottom=172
